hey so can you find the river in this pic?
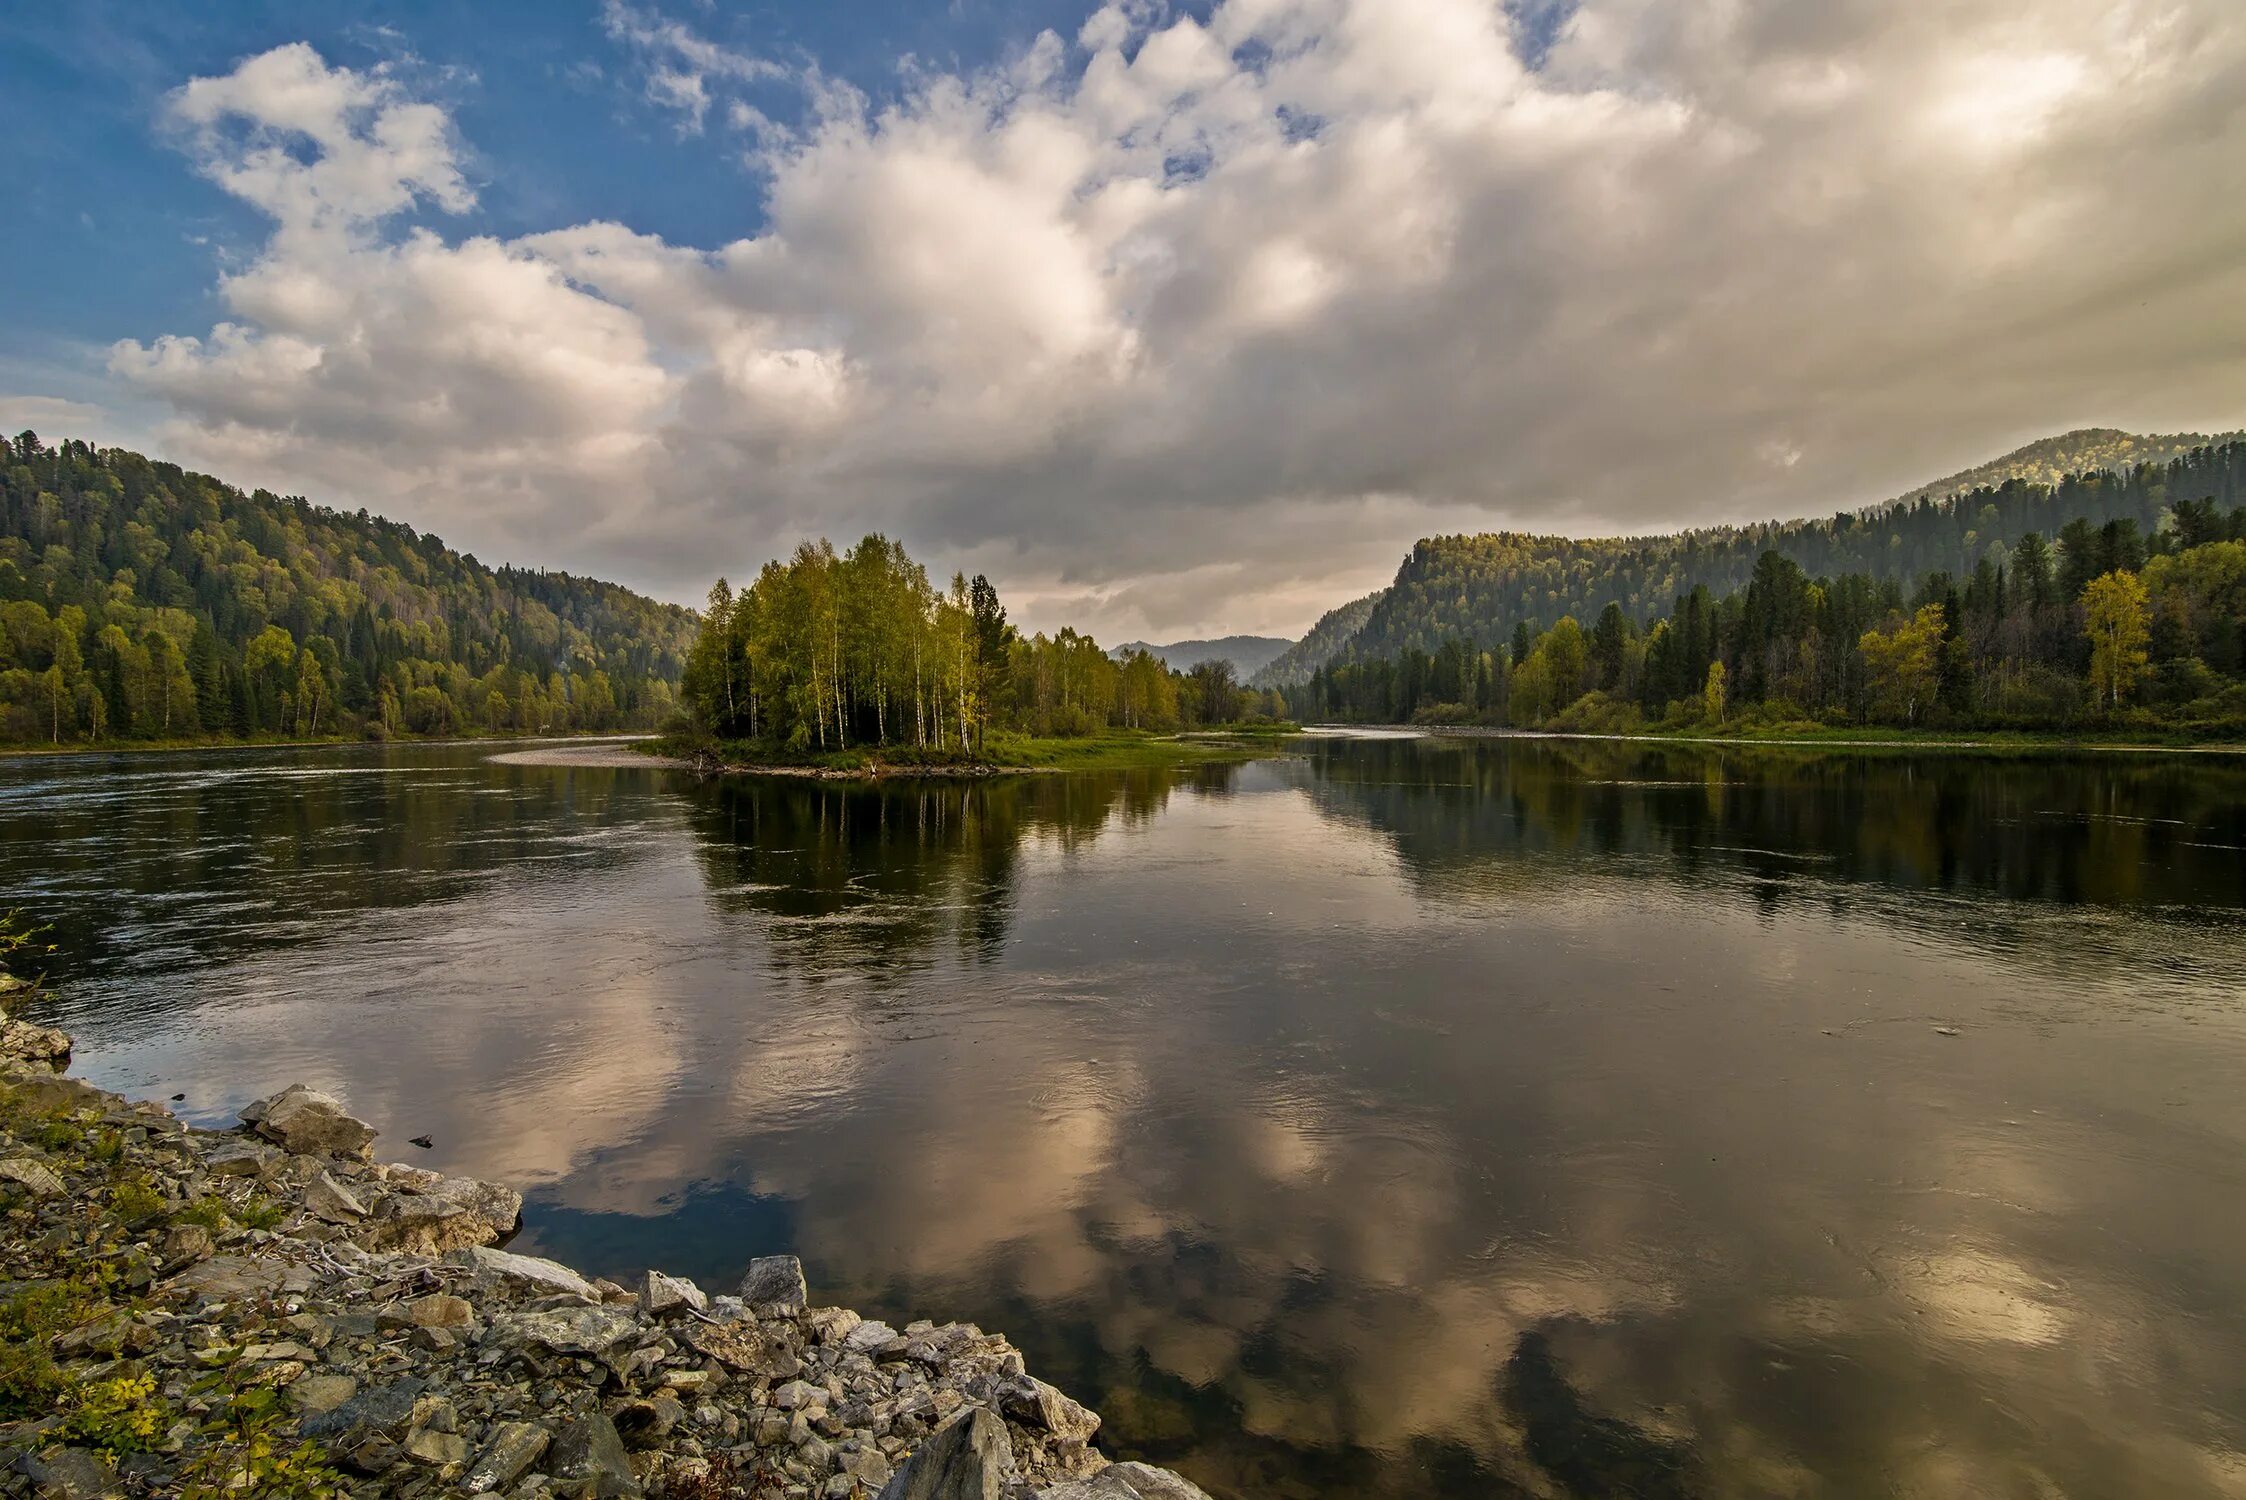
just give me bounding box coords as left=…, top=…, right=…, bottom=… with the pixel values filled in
left=7, top=734, right=2246, bottom=1498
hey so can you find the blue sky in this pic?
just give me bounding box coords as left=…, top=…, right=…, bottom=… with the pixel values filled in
left=2, top=1, right=2241, bottom=638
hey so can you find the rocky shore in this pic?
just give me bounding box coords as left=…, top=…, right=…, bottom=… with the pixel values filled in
left=0, top=1011, right=1212, bottom=1500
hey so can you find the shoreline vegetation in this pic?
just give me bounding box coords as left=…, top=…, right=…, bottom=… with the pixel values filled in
left=1364, top=723, right=2246, bottom=756
left=639, top=725, right=1302, bottom=779
left=0, top=973, right=1215, bottom=1500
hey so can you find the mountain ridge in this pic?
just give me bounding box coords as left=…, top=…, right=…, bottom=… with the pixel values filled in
left=1259, top=427, right=2244, bottom=683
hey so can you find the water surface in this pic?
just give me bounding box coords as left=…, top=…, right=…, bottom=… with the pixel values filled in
left=8, top=735, right=2246, bottom=1498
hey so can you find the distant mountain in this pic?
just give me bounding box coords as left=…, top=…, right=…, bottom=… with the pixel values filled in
left=1262, top=427, right=2245, bottom=683
left=1248, top=594, right=1380, bottom=689
left=1110, top=634, right=1295, bottom=677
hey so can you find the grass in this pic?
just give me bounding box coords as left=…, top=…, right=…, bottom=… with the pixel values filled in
left=646, top=724, right=1303, bottom=777
left=1514, top=720, right=2246, bottom=756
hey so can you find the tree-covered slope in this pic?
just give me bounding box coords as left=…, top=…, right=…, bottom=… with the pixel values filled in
left=1249, top=593, right=1380, bottom=688
left=1109, top=635, right=1294, bottom=677
left=0, top=433, right=696, bottom=743
left=1272, top=431, right=2246, bottom=680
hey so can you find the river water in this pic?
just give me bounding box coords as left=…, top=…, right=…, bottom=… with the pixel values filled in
left=7, top=734, right=2246, bottom=1498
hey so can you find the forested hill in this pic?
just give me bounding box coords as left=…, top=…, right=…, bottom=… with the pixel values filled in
left=0, top=433, right=696, bottom=744
left=1109, top=635, right=1294, bottom=677
left=1278, top=430, right=2246, bottom=678
left=1249, top=593, right=1380, bottom=688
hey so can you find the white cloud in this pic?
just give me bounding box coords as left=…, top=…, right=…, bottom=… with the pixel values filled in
left=99, top=1, right=2246, bottom=639
left=600, top=0, right=784, bottom=135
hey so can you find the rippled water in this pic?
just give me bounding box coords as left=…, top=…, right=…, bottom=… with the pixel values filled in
left=9, top=734, right=2246, bottom=1498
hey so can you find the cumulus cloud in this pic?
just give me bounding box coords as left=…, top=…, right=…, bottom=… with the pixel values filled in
left=106, top=0, right=2246, bottom=637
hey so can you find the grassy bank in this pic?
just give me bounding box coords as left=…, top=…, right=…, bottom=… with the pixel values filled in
left=0, top=730, right=656, bottom=762
left=644, top=725, right=1302, bottom=777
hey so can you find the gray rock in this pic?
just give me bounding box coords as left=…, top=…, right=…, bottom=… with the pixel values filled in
left=492, top=1304, right=643, bottom=1356
left=406, top=1292, right=475, bottom=1329
left=772, top=1379, right=825, bottom=1411
left=463, top=1421, right=551, bottom=1494
left=1002, top=1376, right=1101, bottom=1443
left=805, top=1305, right=863, bottom=1344
left=158, top=1222, right=214, bottom=1271
left=1037, top=1465, right=1215, bottom=1500
left=844, top=1319, right=900, bottom=1354
left=202, top=1138, right=279, bottom=1178
left=739, top=1254, right=808, bottom=1311
left=447, top=1243, right=598, bottom=1301
left=548, top=1412, right=643, bottom=1499
left=288, top=1373, right=360, bottom=1415
left=639, top=1270, right=707, bottom=1317
left=878, top=1408, right=1013, bottom=1500
left=300, top=1377, right=428, bottom=1473
left=16, top=1448, right=120, bottom=1500
left=304, top=1170, right=366, bottom=1222
left=357, top=1170, right=521, bottom=1254
left=242, top=1084, right=377, bottom=1159
left=0, top=1157, right=67, bottom=1197
left=0, top=1019, right=72, bottom=1067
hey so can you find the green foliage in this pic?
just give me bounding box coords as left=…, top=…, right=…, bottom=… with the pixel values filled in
left=62, top=1372, right=171, bottom=1457
left=682, top=535, right=1285, bottom=762
left=0, top=433, right=694, bottom=745
left=177, top=1387, right=344, bottom=1500
left=108, top=1175, right=165, bottom=1224
left=236, top=1193, right=288, bottom=1231
left=174, top=1195, right=235, bottom=1231
left=0, top=1281, right=90, bottom=1415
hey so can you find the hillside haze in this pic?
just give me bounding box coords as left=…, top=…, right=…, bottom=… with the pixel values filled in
left=1263, top=428, right=2244, bottom=682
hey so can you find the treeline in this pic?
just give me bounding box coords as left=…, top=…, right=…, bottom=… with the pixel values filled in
left=1293, top=501, right=2246, bottom=735
left=1326, top=436, right=2246, bottom=668
left=0, top=434, right=696, bottom=745
left=682, top=538, right=1288, bottom=755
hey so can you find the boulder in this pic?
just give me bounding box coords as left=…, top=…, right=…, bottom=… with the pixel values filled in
left=158, top=1223, right=215, bottom=1272
left=202, top=1138, right=280, bottom=1178
left=16, top=1448, right=120, bottom=1500
left=1002, top=1376, right=1102, bottom=1443
left=299, top=1377, right=427, bottom=1473
left=640, top=1270, right=707, bottom=1317
left=287, top=1374, right=360, bottom=1416
left=463, top=1421, right=551, bottom=1495
left=1038, top=1465, right=1215, bottom=1500
left=878, top=1408, right=1013, bottom=1500
left=491, top=1304, right=643, bottom=1357
left=303, top=1171, right=366, bottom=1223
left=0, top=1157, right=66, bottom=1197
left=446, top=1244, right=598, bottom=1301
left=844, top=1319, right=901, bottom=1355
left=0, top=1019, right=72, bottom=1068
left=739, top=1253, right=808, bottom=1311
left=241, top=1085, right=376, bottom=1160
left=356, top=1172, right=521, bottom=1254
left=549, top=1411, right=643, bottom=1499
left=405, top=1292, right=474, bottom=1329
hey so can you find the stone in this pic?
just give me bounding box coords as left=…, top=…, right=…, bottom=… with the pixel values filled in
left=1002, top=1377, right=1102, bottom=1443
left=447, top=1244, right=599, bottom=1300
left=16, top=1447, right=120, bottom=1500
left=1038, top=1465, right=1215, bottom=1500
left=241, top=1084, right=377, bottom=1159
left=877, top=1408, right=1013, bottom=1500
left=844, top=1320, right=900, bottom=1354
left=493, top=1304, right=644, bottom=1357
left=357, top=1171, right=522, bottom=1254
left=682, top=1318, right=769, bottom=1370
left=405, top=1426, right=471, bottom=1468
left=464, top=1422, right=552, bottom=1494
left=548, top=1412, right=643, bottom=1499
left=164, top=1253, right=298, bottom=1301
left=844, top=1446, right=896, bottom=1490
left=612, top=1396, right=686, bottom=1448
left=202, top=1138, right=279, bottom=1178
left=300, top=1377, right=428, bottom=1473
left=806, top=1306, right=863, bottom=1344
left=407, top=1292, right=475, bottom=1329
left=639, top=1270, right=707, bottom=1317
left=158, top=1222, right=215, bottom=1271
left=288, top=1373, right=360, bottom=1415
left=0, top=1018, right=72, bottom=1067
left=772, top=1379, right=825, bottom=1411
left=0, top=1157, right=67, bottom=1197
left=739, top=1254, right=808, bottom=1311
left=304, top=1170, right=366, bottom=1222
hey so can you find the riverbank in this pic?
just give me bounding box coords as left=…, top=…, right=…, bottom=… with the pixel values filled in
left=1308, top=723, right=2246, bottom=757
left=638, top=729, right=1300, bottom=780
left=0, top=1007, right=1212, bottom=1499
left=0, top=732, right=663, bottom=764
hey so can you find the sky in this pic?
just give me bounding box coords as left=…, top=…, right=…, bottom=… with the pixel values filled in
left=3, top=1, right=2244, bottom=641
